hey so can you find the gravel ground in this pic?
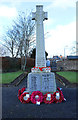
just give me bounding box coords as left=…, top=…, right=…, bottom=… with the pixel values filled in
left=1, top=77, right=77, bottom=119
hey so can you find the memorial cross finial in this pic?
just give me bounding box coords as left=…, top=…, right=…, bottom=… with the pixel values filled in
left=32, top=5, right=48, bottom=68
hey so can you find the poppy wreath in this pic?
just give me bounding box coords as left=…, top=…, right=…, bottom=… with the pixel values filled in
left=31, top=67, right=51, bottom=72
left=53, top=87, right=64, bottom=103
left=20, top=92, right=31, bottom=103
left=31, top=91, right=44, bottom=104
left=18, top=87, right=26, bottom=101
left=44, top=92, right=54, bottom=104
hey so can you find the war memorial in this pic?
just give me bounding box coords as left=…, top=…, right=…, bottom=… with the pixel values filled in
left=18, top=5, right=65, bottom=105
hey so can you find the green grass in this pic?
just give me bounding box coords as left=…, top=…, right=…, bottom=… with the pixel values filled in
left=56, top=71, right=78, bottom=83
left=0, top=71, right=23, bottom=84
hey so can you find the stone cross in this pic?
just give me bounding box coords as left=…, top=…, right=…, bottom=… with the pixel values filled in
left=32, top=5, right=48, bottom=67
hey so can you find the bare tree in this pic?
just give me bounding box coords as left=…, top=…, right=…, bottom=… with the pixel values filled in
left=3, top=28, right=17, bottom=58
left=3, top=11, right=35, bottom=70
left=17, top=12, right=35, bottom=70
left=0, top=45, right=7, bottom=56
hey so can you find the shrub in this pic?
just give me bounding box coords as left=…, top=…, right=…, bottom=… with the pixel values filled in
left=1, top=57, right=35, bottom=73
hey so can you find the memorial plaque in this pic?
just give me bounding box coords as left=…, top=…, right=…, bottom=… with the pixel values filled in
left=41, top=73, right=56, bottom=92
left=27, top=72, right=56, bottom=93
left=28, top=73, right=41, bottom=92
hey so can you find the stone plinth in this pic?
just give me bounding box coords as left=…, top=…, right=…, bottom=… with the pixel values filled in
left=27, top=72, right=56, bottom=94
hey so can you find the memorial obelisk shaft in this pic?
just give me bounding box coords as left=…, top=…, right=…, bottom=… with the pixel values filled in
left=27, top=5, right=56, bottom=94
left=32, top=5, right=48, bottom=67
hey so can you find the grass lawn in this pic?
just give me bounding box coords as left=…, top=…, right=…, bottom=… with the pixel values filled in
left=56, top=71, right=78, bottom=83
left=0, top=71, right=23, bottom=84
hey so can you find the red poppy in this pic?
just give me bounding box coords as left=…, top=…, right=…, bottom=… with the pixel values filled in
left=21, top=87, right=26, bottom=93
left=44, top=92, right=54, bottom=104
left=20, top=92, right=31, bottom=103
left=53, top=87, right=64, bottom=103
left=31, top=91, right=44, bottom=104
left=18, top=87, right=26, bottom=101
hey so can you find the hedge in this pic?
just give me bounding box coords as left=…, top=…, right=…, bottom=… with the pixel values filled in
left=0, top=57, right=35, bottom=72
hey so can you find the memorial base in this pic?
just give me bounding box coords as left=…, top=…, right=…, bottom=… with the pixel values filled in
left=27, top=72, right=56, bottom=94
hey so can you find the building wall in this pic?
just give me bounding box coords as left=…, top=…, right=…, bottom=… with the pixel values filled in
left=57, top=60, right=78, bottom=71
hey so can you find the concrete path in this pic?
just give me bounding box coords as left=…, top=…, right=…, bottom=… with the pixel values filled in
left=2, top=77, right=77, bottom=119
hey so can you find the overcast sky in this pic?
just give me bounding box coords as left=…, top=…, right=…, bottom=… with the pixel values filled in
left=0, top=0, right=77, bottom=57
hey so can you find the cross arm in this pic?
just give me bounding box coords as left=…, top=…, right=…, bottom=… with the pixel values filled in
left=43, top=12, right=48, bottom=21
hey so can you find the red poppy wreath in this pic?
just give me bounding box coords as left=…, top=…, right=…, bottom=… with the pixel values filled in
left=20, top=92, right=31, bottom=103
left=18, top=87, right=26, bottom=101
left=31, top=91, right=44, bottom=105
left=53, top=87, right=64, bottom=103
left=44, top=92, right=54, bottom=104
